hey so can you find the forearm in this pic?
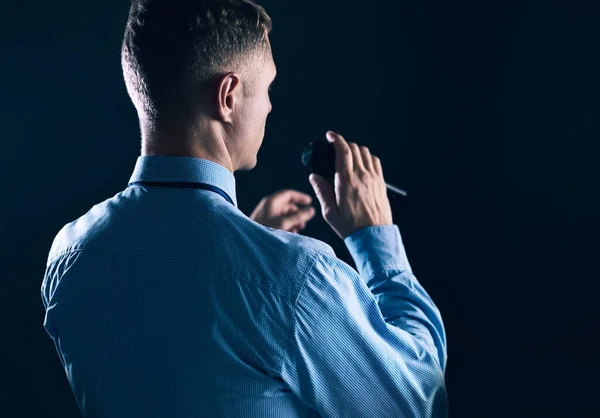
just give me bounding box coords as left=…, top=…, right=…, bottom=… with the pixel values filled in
left=344, top=224, right=448, bottom=372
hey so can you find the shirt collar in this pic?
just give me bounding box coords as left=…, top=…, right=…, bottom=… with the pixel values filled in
left=127, top=156, right=238, bottom=208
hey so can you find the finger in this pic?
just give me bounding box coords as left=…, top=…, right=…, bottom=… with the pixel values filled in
left=285, top=203, right=299, bottom=215
left=326, top=131, right=353, bottom=178
left=275, top=189, right=312, bottom=206
left=299, top=206, right=316, bottom=221
left=282, top=206, right=315, bottom=230
left=309, top=173, right=337, bottom=220
left=372, top=155, right=382, bottom=177
left=360, top=146, right=373, bottom=171
left=349, top=142, right=364, bottom=172
left=282, top=189, right=312, bottom=205
left=292, top=222, right=307, bottom=233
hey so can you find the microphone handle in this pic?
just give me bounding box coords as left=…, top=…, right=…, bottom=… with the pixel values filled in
left=321, top=175, right=407, bottom=197
left=385, top=182, right=408, bottom=197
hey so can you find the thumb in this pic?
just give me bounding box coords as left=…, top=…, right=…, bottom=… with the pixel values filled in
left=309, top=173, right=337, bottom=217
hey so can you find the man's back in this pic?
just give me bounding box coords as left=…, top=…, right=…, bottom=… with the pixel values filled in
left=41, top=156, right=447, bottom=417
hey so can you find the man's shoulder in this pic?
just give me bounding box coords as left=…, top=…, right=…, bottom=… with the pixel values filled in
left=46, top=192, right=126, bottom=265
left=257, top=223, right=335, bottom=258
left=253, top=224, right=338, bottom=279
left=292, top=232, right=336, bottom=262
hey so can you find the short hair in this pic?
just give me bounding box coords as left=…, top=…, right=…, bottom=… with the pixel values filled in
left=121, top=0, right=273, bottom=131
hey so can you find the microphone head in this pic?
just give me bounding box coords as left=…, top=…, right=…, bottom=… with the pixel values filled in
left=301, top=139, right=408, bottom=198
left=301, top=140, right=336, bottom=181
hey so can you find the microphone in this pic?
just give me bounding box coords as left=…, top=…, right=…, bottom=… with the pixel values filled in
left=301, top=140, right=408, bottom=198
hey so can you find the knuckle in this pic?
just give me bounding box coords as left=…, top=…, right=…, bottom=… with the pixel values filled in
left=339, top=170, right=352, bottom=182
left=347, top=175, right=359, bottom=188
left=357, top=171, right=369, bottom=182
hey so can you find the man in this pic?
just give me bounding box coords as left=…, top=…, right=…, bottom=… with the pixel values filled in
left=41, top=1, right=448, bottom=417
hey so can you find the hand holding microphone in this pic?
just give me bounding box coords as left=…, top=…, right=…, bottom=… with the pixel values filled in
left=307, top=131, right=395, bottom=240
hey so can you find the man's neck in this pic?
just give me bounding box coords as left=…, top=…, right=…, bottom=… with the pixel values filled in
left=141, top=136, right=235, bottom=175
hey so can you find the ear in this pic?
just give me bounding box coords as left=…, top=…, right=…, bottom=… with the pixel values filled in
left=217, top=72, right=240, bottom=124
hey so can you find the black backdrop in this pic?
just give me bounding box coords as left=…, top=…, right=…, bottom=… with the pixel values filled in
left=1, top=1, right=599, bottom=416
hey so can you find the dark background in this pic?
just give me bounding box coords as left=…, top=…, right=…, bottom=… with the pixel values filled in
left=2, top=1, right=599, bottom=416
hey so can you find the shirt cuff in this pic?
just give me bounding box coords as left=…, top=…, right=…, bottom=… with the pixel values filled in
left=343, top=225, right=412, bottom=282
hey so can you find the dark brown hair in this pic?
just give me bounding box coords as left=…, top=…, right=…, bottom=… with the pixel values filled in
left=121, top=0, right=273, bottom=130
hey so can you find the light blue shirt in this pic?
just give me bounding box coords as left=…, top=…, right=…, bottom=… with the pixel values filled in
left=41, top=155, right=448, bottom=417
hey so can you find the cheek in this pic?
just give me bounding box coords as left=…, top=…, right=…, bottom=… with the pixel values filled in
left=255, top=99, right=270, bottom=124
left=241, top=98, right=269, bottom=139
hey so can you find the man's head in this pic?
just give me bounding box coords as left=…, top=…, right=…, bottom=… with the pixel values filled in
left=121, top=0, right=276, bottom=172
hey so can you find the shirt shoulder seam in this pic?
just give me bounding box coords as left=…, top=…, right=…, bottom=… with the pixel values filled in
left=279, top=250, right=324, bottom=377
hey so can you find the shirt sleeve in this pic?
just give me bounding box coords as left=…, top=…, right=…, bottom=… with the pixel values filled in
left=280, top=225, right=448, bottom=418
